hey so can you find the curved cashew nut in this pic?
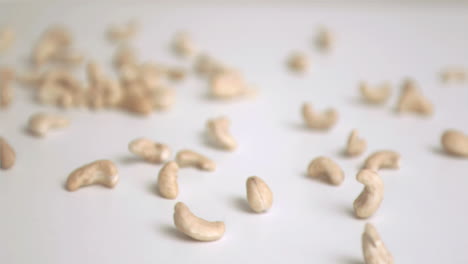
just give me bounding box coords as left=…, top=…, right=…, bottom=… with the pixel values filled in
left=246, top=176, right=273, bottom=213
left=396, top=79, right=433, bottom=116
left=346, top=129, right=367, bottom=157
left=173, top=202, right=225, bottom=241
left=441, top=130, right=468, bottom=157
left=288, top=52, right=309, bottom=73
left=307, top=156, right=344, bottom=185
left=66, top=160, right=119, bottom=191
left=157, top=161, right=179, bottom=199
left=175, top=149, right=216, bottom=171
left=359, top=81, right=391, bottom=104
left=210, top=70, right=255, bottom=100
left=0, top=68, right=15, bottom=108
left=363, top=151, right=400, bottom=171
left=128, top=138, right=171, bottom=163
left=206, top=116, right=237, bottom=151
left=353, top=169, right=384, bottom=219
left=362, top=223, right=394, bottom=264
left=302, top=103, right=338, bottom=130
left=28, top=112, right=70, bottom=137
left=0, top=137, right=15, bottom=170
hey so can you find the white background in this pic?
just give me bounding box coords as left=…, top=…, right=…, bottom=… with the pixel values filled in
left=1, top=2, right=468, bottom=264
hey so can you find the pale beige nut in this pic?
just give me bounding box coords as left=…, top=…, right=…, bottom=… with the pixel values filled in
left=113, top=45, right=137, bottom=70
left=32, top=26, right=72, bottom=67
left=120, top=90, right=153, bottom=116
left=173, top=202, right=225, bottom=241
left=0, top=137, right=15, bottom=170
left=66, top=160, right=119, bottom=191
left=307, top=156, right=344, bottom=185
left=316, top=27, right=333, bottom=52
left=396, top=79, right=433, bottom=116
left=206, top=116, right=237, bottom=151
left=0, top=68, right=15, bottom=108
left=210, top=70, right=255, bottom=100
left=0, top=27, right=14, bottom=54
left=346, top=130, right=367, bottom=157
left=139, top=63, right=163, bottom=88
left=167, top=67, right=187, bottom=81
left=128, top=138, right=171, bottom=163
left=360, top=81, right=391, bottom=104
left=441, top=67, right=466, bottom=83
left=441, top=130, right=468, bottom=157
left=302, top=103, right=338, bottom=130
left=246, top=176, right=273, bottom=213
left=37, top=70, right=84, bottom=108
left=194, top=54, right=225, bottom=78
left=288, top=52, right=309, bottom=73
left=108, top=20, right=139, bottom=43
left=362, top=223, right=394, bottom=264
left=353, top=169, right=384, bottom=219
left=86, top=62, right=123, bottom=108
left=175, top=149, right=216, bottom=171
left=150, top=87, right=175, bottom=110
left=363, top=151, right=400, bottom=171
left=157, top=161, right=179, bottom=199
left=172, top=31, right=196, bottom=58
left=52, top=49, right=84, bottom=66
left=27, top=112, right=70, bottom=137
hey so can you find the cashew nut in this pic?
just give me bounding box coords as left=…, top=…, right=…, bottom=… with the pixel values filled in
left=210, top=70, right=255, bottom=100
left=128, top=138, right=171, bottom=163
left=157, top=161, right=179, bottom=199
left=441, top=67, right=466, bottom=83
left=150, top=87, right=175, bottom=110
left=362, top=223, right=394, bottom=264
left=353, top=169, right=384, bottom=219
left=173, top=31, right=196, bottom=58
left=0, top=27, right=14, bottom=54
left=302, top=103, right=339, bottom=130
left=316, top=27, right=333, bottom=52
left=246, top=176, right=273, bottom=213
left=175, top=149, right=216, bottom=171
left=0, top=68, right=15, bottom=108
left=33, top=26, right=72, bottom=67
left=441, top=130, right=468, bottom=157
left=288, top=52, right=309, bottom=73
left=107, top=20, right=139, bottom=43
left=396, top=79, right=433, bottom=116
left=346, top=130, right=367, bottom=157
left=359, top=81, right=391, bottom=104
left=28, top=112, right=70, bottom=137
left=206, top=116, right=237, bottom=151
left=307, top=156, right=344, bottom=185
left=66, top=160, right=119, bottom=191
left=0, top=137, right=15, bottom=170
left=173, top=202, right=225, bottom=241
left=194, top=54, right=225, bottom=78
left=363, top=151, right=400, bottom=171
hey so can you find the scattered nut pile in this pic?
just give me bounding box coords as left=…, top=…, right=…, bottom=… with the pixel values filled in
left=1, top=21, right=467, bottom=264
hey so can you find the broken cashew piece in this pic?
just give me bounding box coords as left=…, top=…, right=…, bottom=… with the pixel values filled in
left=206, top=116, right=237, bottom=151
left=173, top=202, right=225, bottom=242
left=0, top=137, right=15, bottom=170
left=302, top=103, right=338, bottom=130
left=128, top=138, right=171, bottom=163
left=316, top=27, right=333, bottom=52
left=346, top=129, right=367, bottom=157
left=396, top=79, right=433, bottom=116
left=27, top=112, right=70, bottom=137
left=246, top=176, right=273, bottom=213
left=175, top=149, right=216, bottom=171
left=362, top=223, right=394, bottom=264
left=359, top=81, right=391, bottom=104
left=441, top=67, right=466, bottom=83
left=288, top=52, right=309, bottom=73
left=353, top=169, right=384, bottom=219
left=157, top=161, right=179, bottom=199
left=363, top=151, right=400, bottom=171
left=307, top=156, right=344, bottom=185
left=0, top=68, right=15, bottom=108
left=441, top=130, right=468, bottom=157
left=66, top=160, right=119, bottom=191
left=172, top=31, right=196, bottom=58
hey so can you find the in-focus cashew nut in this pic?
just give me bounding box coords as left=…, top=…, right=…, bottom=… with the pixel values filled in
left=246, top=176, right=273, bottom=213
left=346, top=129, right=367, bottom=157
left=128, top=138, right=171, bottom=163
left=28, top=112, right=70, bottom=137
left=302, top=103, right=338, bottom=130
left=360, top=81, right=391, bottom=104
left=307, top=156, right=344, bottom=185
left=363, top=151, right=400, bottom=171
left=0, top=137, right=15, bottom=170
left=441, top=130, right=468, bottom=157
left=362, top=223, right=394, bottom=264
left=175, top=149, right=216, bottom=171
left=206, top=116, right=237, bottom=151
left=173, top=202, right=225, bottom=241
left=353, top=169, right=384, bottom=219
left=157, top=161, right=179, bottom=199
left=66, top=160, right=119, bottom=191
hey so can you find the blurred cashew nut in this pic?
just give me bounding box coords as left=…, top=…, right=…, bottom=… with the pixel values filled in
left=307, top=156, right=344, bottom=185
left=363, top=151, right=400, bottom=171
left=441, top=130, right=468, bottom=157
left=175, top=149, right=216, bottom=171
left=346, top=129, right=367, bottom=157
left=359, top=81, right=391, bottom=104
left=302, top=103, right=338, bottom=130
left=206, top=116, right=237, bottom=151
left=28, top=112, right=70, bottom=137
left=362, top=223, right=394, bottom=264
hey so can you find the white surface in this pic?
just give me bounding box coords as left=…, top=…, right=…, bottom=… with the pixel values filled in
left=1, top=3, right=468, bottom=264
